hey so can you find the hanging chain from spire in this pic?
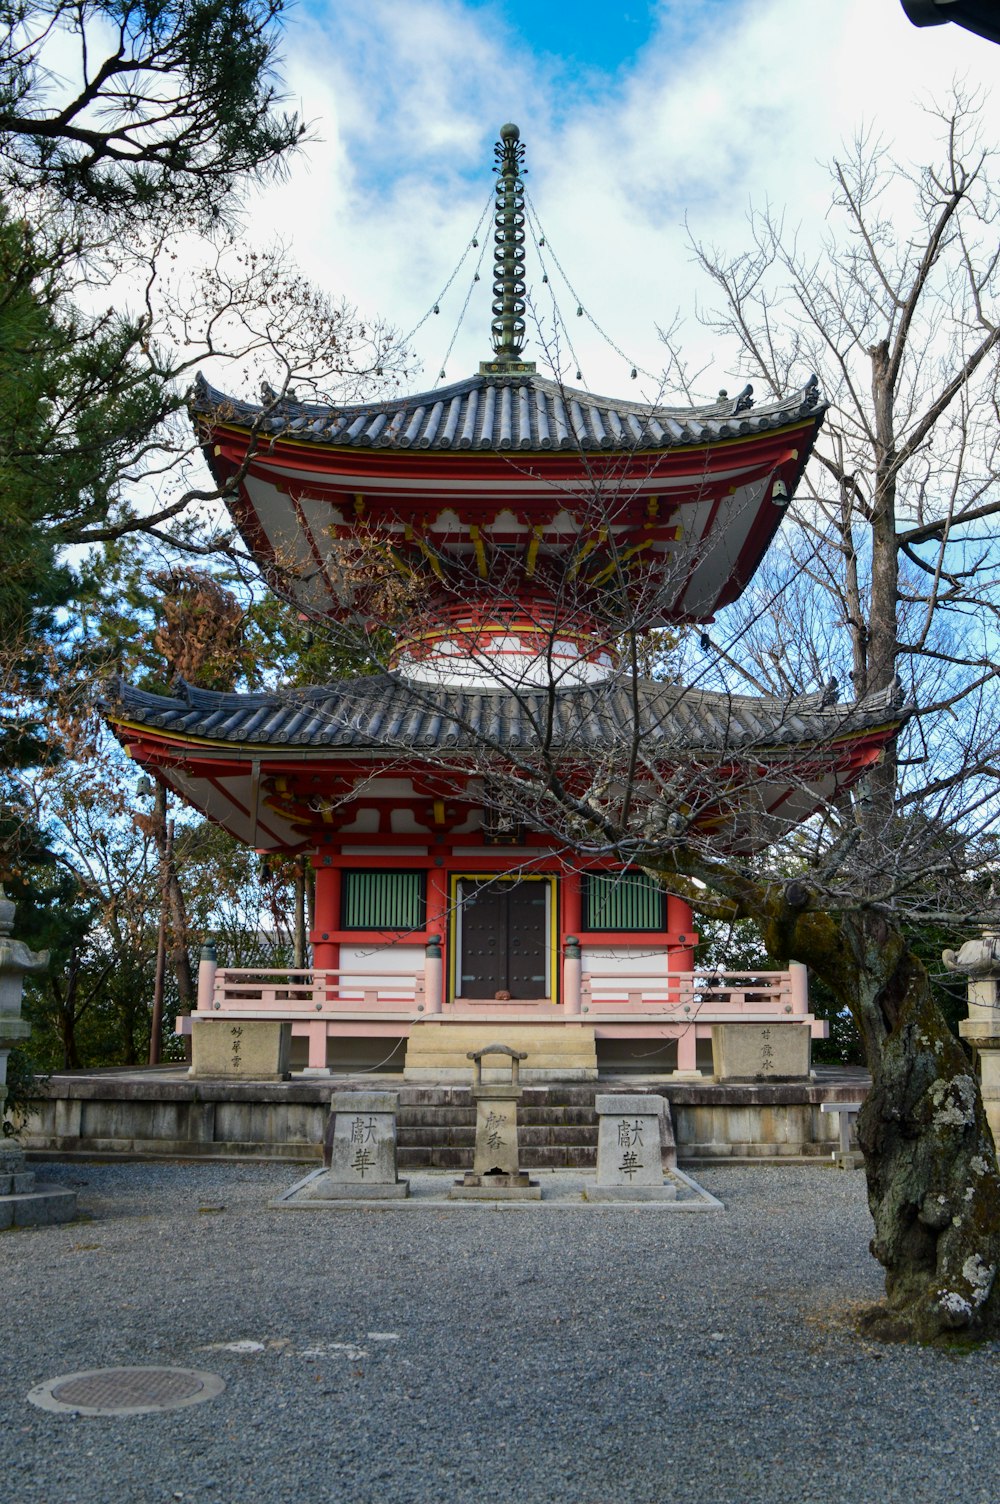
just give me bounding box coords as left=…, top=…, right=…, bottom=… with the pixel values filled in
left=524, top=191, right=663, bottom=387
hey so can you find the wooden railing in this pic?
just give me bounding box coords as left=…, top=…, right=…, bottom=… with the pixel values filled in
left=208, top=967, right=422, bottom=1013
left=194, top=963, right=807, bottom=1021
left=580, top=968, right=807, bottom=1017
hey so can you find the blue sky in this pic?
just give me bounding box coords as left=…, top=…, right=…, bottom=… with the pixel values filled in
left=235, top=0, right=1000, bottom=397
left=465, top=0, right=661, bottom=74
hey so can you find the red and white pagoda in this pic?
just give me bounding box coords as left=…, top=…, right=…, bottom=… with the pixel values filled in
left=107, top=125, right=903, bottom=1081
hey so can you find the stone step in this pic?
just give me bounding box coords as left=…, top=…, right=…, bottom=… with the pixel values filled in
left=394, top=1086, right=605, bottom=1109
left=396, top=1104, right=598, bottom=1128
left=393, top=1088, right=606, bottom=1168
left=0, top=1183, right=78, bottom=1229
left=395, top=1108, right=476, bottom=1128
left=398, top=1144, right=598, bottom=1171
left=399, top=1124, right=598, bottom=1150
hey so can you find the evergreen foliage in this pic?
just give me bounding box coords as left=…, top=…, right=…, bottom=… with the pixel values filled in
left=0, top=206, right=171, bottom=645
left=0, top=0, right=303, bottom=228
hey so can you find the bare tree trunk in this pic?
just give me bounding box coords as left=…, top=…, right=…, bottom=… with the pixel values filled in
left=53, top=960, right=82, bottom=1070
left=765, top=902, right=1000, bottom=1341
left=865, top=341, right=902, bottom=825
left=836, top=457, right=868, bottom=696
left=662, top=852, right=1000, bottom=1342
left=153, top=783, right=194, bottom=1009
left=149, top=817, right=171, bottom=1067
left=293, top=857, right=306, bottom=968
left=167, top=868, right=194, bottom=1008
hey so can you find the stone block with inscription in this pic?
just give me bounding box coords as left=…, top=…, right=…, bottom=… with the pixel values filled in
left=189, top=1017, right=291, bottom=1080
left=592, top=1094, right=676, bottom=1201
left=711, top=1022, right=810, bottom=1082
left=471, top=1096, right=520, bottom=1177
left=449, top=1043, right=541, bottom=1200
left=306, top=1091, right=409, bottom=1199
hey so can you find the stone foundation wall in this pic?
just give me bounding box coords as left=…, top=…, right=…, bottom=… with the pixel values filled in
left=20, top=1072, right=865, bottom=1165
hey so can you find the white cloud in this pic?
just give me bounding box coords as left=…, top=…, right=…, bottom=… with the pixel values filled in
left=226, top=0, right=1000, bottom=401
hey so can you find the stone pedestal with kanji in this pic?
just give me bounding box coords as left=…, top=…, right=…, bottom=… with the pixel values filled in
left=305, top=1091, right=409, bottom=1199
left=449, top=1043, right=541, bottom=1200
left=592, top=1093, right=677, bottom=1202
left=711, top=1022, right=810, bottom=1081
left=189, top=1016, right=291, bottom=1080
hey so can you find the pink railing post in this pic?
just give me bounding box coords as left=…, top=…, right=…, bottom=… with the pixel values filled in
left=424, top=935, right=443, bottom=1014
left=563, top=936, right=582, bottom=1014
left=197, top=941, right=217, bottom=1011
left=303, top=1020, right=329, bottom=1076
left=789, top=961, right=809, bottom=1015
left=675, top=1026, right=699, bottom=1077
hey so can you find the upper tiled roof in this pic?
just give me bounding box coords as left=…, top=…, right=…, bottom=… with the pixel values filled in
left=193, top=371, right=824, bottom=455
left=106, top=673, right=905, bottom=755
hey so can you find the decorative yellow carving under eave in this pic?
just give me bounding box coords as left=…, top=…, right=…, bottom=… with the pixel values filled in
left=524, top=525, right=544, bottom=579
left=468, top=525, right=488, bottom=579
left=587, top=539, right=653, bottom=587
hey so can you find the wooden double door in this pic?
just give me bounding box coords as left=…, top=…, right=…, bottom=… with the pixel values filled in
left=456, top=877, right=550, bottom=999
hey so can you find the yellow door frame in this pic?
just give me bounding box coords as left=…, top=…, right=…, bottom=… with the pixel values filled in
left=449, top=872, right=559, bottom=1002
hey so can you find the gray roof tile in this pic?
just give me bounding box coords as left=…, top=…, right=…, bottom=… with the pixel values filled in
left=105, top=675, right=906, bottom=757
left=193, top=371, right=824, bottom=455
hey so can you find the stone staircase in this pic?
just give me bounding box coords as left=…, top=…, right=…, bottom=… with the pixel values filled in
left=395, top=1085, right=600, bottom=1171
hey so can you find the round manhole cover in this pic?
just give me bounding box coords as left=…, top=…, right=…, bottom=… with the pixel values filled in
left=27, top=1367, right=226, bottom=1416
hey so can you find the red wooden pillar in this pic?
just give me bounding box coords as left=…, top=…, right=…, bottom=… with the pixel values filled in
left=426, top=865, right=448, bottom=1002
left=311, top=860, right=341, bottom=972
left=667, top=894, right=696, bottom=973
left=561, top=868, right=582, bottom=938
left=561, top=870, right=583, bottom=1011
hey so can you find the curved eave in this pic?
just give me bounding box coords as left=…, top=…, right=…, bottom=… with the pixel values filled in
left=202, top=410, right=823, bottom=474
left=202, top=410, right=824, bottom=626
left=107, top=670, right=906, bottom=857
left=193, top=371, right=825, bottom=458
left=109, top=720, right=899, bottom=859
left=109, top=713, right=901, bottom=762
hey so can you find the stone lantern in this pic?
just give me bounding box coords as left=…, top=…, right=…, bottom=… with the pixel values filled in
left=0, top=888, right=76, bottom=1226
left=946, top=932, right=1000, bottom=1146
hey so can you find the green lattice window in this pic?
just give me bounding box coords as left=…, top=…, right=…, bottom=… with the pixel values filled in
left=581, top=871, right=666, bottom=932
left=341, top=870, right=426, bottom=931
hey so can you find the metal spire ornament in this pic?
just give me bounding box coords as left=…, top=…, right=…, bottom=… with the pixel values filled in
left=481, top=123, right=535, bottom=374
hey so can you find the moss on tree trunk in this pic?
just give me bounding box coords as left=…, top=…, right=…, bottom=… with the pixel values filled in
left=767, top=904, right=1000, bottom=1343
left=667, top=857, right=1000, bottom=1342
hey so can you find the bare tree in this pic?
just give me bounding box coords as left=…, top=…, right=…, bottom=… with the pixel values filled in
left=447, top=98, right=1000, bottom=1343
left=684, top=90, right=1000, bottom=818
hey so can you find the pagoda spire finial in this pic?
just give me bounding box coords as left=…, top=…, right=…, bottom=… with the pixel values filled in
left=481, top=122, right=535, bottom=375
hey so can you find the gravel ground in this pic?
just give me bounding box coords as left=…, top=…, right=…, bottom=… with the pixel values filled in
left=2, top=1160, right=998, bottom=1504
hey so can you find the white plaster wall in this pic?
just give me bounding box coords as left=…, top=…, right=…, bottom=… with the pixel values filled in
left=582, top=945, right=671, bottom=998
left=336, top=943, right=424, bottom=997
left=338, top=808, right=381, bottom=833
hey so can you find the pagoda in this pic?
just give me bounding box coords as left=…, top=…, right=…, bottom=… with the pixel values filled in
left=106, top=125, right=904, bottom=1081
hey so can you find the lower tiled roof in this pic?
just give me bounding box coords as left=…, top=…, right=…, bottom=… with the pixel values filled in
left=105, top=674, right=906, bottom=755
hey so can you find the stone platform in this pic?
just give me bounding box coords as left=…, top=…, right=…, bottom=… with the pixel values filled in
left=20, top=1066, right=869, bottom=1167
left=273, top=1166, right=722, bottom=1210
left=403, top=1020, right=598, bottom=1081
left=0, top=1146, right=77, bottom=1229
